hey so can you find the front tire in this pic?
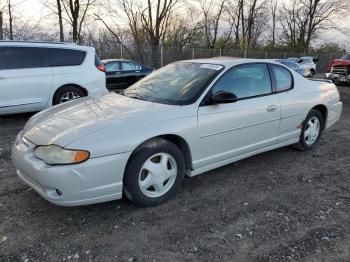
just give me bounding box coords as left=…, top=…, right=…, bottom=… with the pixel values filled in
left=123, top=138, right=185, bottom=207
left=293, top=109, right=324, bottom=151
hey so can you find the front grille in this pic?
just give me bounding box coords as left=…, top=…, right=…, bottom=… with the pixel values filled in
left=332, top=66, right=348, bottom=75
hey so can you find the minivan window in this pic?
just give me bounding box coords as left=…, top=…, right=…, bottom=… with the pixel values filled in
left=43, top=48, right=86, bottom=67
left=0, top=47, right=86, bottom=70
left=0, top=47, right=43, bottom=70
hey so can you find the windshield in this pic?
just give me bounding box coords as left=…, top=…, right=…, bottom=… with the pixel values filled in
left=122, top=62, right=224, bottom=105
left=341, top=54, right=350, bottom=60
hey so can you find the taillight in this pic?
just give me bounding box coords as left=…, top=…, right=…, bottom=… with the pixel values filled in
left=97, top=64, right=105, bottom=72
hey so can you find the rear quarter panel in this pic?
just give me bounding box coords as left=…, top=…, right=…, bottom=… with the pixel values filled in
left=277, top=72, right=335, bottom=142
left=49, top=49, right=107, bottom=106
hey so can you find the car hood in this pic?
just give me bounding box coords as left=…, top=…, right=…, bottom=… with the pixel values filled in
left=23, top=93, right=174, bottom=146
left=331, top=59, right=350, bottom=66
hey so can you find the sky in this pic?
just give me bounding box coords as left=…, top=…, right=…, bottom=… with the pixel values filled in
left=10, top=0, right=350, bottom=50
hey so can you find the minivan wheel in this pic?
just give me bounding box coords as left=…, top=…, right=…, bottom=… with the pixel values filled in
left=123, top=138, right=185, bottom=207
left=293, top=109, right=324, bottom=151
left=53, top=86, right=85, bottom=105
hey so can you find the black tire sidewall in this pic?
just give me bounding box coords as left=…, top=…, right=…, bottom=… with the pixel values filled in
left=53, top=86, right=85, bottom=105
left=298, top=109, right=324, bottom=150
left=123, top=139, right=185, bottom=207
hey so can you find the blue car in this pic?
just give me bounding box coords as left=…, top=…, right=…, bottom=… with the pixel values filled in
left=277, top=59, right=306, bottom=77
left=102, top=59, right=154, bottom=90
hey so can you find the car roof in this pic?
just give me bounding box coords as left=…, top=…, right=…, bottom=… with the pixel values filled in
left=0, top=40, right=94, bottom=51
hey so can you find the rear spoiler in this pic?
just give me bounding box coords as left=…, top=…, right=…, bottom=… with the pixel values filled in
left=309, top=78, right=332, bottom=83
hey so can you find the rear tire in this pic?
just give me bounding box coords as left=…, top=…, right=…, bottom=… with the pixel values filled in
left=123, top=138, right=185, bottom=207
left=293, top=109, right=324, bottom=151
left=53, top=86, right=85, bottom=105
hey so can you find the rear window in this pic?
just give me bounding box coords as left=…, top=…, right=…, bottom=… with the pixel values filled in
left=43, top=48, right=86, bottom=67
left=340, top=54, right=350, bottom=60
left=0, top=47, right=43, bottom=70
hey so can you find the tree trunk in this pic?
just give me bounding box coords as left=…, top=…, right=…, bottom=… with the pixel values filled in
left=0, top=10, right=3, bottom=40
left=8, top=0, right=13, bottom=40
left=57, top=0, right=64, bottom=41
left=69, top=0, right=80, bottom=43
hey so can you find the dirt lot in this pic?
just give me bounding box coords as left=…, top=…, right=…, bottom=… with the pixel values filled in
left=0, top=86, right=349, bottom=262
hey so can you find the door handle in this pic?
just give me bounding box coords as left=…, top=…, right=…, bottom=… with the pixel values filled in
left=267, top=105, right=278, bottom=112
left=0, top=76, right=5, bottom=80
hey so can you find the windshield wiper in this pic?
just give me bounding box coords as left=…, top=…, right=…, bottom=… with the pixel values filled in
left=124, top=93, right=145, bottom=101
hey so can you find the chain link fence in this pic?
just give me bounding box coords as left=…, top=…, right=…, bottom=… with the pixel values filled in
left=98, top=44, right=346, bottom=73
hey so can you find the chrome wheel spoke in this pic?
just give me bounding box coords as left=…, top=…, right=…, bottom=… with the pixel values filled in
left=60, top=91, right=81, bottom=103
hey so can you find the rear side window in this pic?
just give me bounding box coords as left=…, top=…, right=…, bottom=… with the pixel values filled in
left=43, top=48, right=86, bottom=67
left=0, top=47, right=43, bottom=70
left=105, top=62, right=120, bottom=72
left=121, top=62, right=141, bottom=71
left=272, top=65, right=293, bottom=92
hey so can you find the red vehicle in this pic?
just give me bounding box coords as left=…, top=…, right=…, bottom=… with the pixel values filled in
left=326, top=54, right=350, bottom=84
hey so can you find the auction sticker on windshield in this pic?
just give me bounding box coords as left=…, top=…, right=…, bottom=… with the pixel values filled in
left=199, top=64, right=224, bottom=70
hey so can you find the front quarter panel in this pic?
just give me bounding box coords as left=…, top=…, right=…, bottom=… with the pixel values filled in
left=67, top=105, right=198, bottom=159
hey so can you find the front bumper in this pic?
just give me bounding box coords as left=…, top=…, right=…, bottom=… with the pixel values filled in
left=12, top=133, right=130, bottom=206
left=325, top=73, right=350, bottom=83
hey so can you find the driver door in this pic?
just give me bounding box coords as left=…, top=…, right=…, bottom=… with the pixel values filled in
left=195, top=63, right=280, bottom=169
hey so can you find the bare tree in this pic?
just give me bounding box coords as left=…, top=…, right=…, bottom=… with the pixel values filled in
left=165, top=7, right=202, bottom=53
left=41, top=0, right=65, bottom=41
left=226, top=0, right=243, bottom=47
left=59, top=0, right=95, bottom=43
left=226, top=0, right=267, bottom=48
left=0, top=6, right=4, bottom=40
left=280, top=0, right=349, bottom=51
left=199, top=0, right=227, bottom=49
left=57, top=0, right=64, bottom=41
left=7, top=0, right=13, bottom=40
left=269, top=0, right=278, bottom=46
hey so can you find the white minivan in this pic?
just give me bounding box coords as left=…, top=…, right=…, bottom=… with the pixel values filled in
left=0, top=41, right=107, bottom=115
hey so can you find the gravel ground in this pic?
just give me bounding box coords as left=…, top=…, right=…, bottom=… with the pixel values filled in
left=0, top=86, right=349, bottom=262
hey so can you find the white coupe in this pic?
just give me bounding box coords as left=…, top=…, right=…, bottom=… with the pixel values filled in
left=12, top=58, right=342, bottom=207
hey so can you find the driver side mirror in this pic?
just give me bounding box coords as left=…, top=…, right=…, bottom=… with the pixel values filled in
left=211, top=91, right=238, bottom=104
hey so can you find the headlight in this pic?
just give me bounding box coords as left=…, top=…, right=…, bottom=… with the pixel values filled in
left=34, top=145, right=90, bottom=165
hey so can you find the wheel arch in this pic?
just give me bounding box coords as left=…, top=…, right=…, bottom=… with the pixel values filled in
left=127, top=134, right=193, bottom=173
left=53, top=84, right=88, bottom=103
left=311, top=104, right=328, bottom=129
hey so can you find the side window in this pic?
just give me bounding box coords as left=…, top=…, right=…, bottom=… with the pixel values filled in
left=104, top=62, right=120, bottom=72
left=272, top=65, right=293, bottom=92
left=43, top=48, right=86, bottom=67
left=121, top=62, right=141, bottom=71
left=0, top=47, right=43, bottom=70
left=212, top=63, right=272, bottom=99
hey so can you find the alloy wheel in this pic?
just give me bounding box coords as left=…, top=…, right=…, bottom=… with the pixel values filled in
left=60, top=91, right=81, bottom=103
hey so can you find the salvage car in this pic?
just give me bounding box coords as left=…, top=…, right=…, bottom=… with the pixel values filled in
left=12, top=58, right=342, bottom=207
left=102, top=59, right=153, bottom=90
left=326, top=53, right=350, bottom=84
left=275, top=59, right=307, bottom=77
left=0, top=41, right=107, bottom=115
left=287, top=56, right=317, bottom=78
